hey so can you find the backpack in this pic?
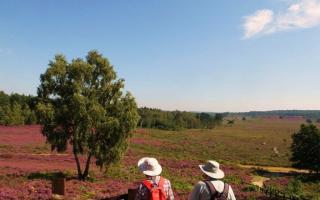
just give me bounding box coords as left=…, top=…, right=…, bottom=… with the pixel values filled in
left=142, top=177, right=167, bottom=200
left=204, top=181, right=229, bottom=200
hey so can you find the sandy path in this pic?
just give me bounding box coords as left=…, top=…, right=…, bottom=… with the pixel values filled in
left=239, top=164, right=308, bottom=187
left=238, top=164, right=308, bottom=173
left=250, top=175, right=270, bottom=187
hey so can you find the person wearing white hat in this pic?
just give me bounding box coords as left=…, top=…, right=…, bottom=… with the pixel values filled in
left=188, top=160, right=236, bottom=200
left=135, top=157, right=174, bottom=200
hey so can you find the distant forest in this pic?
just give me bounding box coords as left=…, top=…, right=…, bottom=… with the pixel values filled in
left=231, top=110, right=320, bottom=119
left=138, top=107, right=223, bottom=130
left=0, top=91, right=37, bottom=125
left=1, top=91, right=320, bottom=128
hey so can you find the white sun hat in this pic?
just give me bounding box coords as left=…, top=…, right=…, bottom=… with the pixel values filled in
left=138, top=157, right=162, bottom=176
left=199, top=160, right=225, bottom=179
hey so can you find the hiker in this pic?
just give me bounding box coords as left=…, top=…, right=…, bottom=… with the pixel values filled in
left=135, top=157, right=174, bottom=200
left=188, top=160, right=236, bottom=200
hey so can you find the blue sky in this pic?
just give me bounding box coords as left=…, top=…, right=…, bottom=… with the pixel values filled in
left=1, top=0, right=320, bottom=112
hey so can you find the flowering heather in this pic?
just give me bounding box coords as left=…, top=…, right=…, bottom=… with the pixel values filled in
left=130, top=138, right=165, bottom=147
left=0, top=119, right=303, bottom=199
left=0, top=180, right=51, bottom=200
left=0, top=125, right=45, bottom=146
left=264, top=176, right=290, bottom=190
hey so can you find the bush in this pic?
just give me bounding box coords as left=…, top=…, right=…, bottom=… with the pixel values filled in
left=291, top=124, right=320, bottom=173
left=242, top=185, right=259, bottom=192
left=287, top=179, right=303, bottom=197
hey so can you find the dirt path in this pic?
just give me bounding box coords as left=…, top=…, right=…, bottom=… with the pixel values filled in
left=238, top=164, right=308, bottom=187
left=238, top=164, right=308, bottom=173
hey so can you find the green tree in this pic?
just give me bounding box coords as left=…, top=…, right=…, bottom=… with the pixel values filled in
left=0, top=106, right=4, bottom=124
left=173, top=111, right=184, bottom=130
left=0, top=91, right=10, bottom=107
left=198, top=113, right=211, bottom=128
left=291, top=124, right=320, bottom=173
left=23, top=105, right=37, bottom=124
left=36, top=50, right=139, bottom=180
left=0, top=91, right=38, bottom=125
left=214, top=113, right=223, bottom=125
left=2, top=103, right=25, bottom=125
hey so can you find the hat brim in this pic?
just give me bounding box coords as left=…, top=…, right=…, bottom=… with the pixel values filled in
left=138, top=157, right=162, bottom=176
left=199, top=165, right=225, bottom=179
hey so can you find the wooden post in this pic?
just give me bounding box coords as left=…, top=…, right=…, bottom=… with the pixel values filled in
left=52, top=177, right=65, bottom=195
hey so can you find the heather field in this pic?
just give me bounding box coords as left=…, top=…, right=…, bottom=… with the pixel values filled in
left=0, top=118, right=319, bottom=199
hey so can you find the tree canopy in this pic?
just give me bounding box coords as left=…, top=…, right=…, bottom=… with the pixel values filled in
left=36, top=50, right=139, bottom=180
left=290, top=124, right=320, bottom=173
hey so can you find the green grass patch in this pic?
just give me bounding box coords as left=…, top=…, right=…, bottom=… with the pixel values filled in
left=27, top=171, right=67, bottom=180
left=0, top=144, right=14, bottom=151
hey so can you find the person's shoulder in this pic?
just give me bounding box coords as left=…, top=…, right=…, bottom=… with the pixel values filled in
left=161, top=177, right=172, bottom=185
left=211, top=180, right=227, bottom=185
left=194, top=181, right=207, bottom=188
left=191, top=181, right=209, bottom=193
left=211, top=179, right=224, bottom=183
left=161, top=176, right=169, bottom=181
left=162, top=177, right=172, bottom=182
left=197, top=181, right=206, bottom=185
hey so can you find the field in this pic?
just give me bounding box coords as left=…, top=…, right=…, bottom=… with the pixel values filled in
left=0, top=117, right=319, bottom=199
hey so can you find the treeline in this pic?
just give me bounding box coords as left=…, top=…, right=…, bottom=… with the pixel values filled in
left=0, top=91, right=37, bottom=125
left=138, top=107, right=223, bottom=130
left=0, top=91, right=224, bottom=130
left=233, top=110, right=320, bottom=119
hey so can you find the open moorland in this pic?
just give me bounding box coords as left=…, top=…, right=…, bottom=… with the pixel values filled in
left=0, top=117, right=319, bottom=199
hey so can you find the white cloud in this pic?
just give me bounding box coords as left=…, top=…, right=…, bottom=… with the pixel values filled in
left=243, top=9, right=274, bottom=39
left=243, top=0, right=320, bottom=38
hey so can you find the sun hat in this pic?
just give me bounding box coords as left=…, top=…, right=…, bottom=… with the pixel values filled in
left=138, top=157, right=162, bottom=176
left=199, top=160, right=225, bottom=179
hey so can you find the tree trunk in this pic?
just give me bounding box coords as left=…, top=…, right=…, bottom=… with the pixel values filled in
left=82, top=152, right=92, bottom=179
left=73, top=147, right=83, bottom=180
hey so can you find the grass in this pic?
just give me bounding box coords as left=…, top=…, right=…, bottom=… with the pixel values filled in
left=0, top=174, right=27, bottom=188
left=126, top=118, right=320, bottom=198
left=105, top=163, right=143, bottom=182
left=0, top=144, right=14, bottom=151
left=27, top=171, right=67, bottom=180
left=130, top=118, right=301, bottom=166
left=22, top=144, right=50, bottom=154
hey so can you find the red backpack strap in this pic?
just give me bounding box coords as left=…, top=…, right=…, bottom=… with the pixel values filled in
left=142, top=177, right=164, bottom=189
left=204, top=181, right=217, bottom=200
left=157, top=176, right=167, bottom=199
left=142, top=179, right=153, bottom=190
left=158, top=176, right=165, bottom=187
